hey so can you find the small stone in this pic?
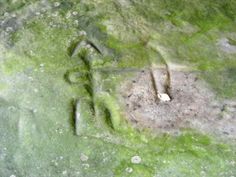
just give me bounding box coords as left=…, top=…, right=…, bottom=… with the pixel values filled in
left=58, top=129, right=63, bottom=134
left=62, top=170, right=67, bottom=175
left=200, top=171, right=206, bottom=175
left=72, top=11, right=78, bottom=16
left=66, top=12, right=71, bottom=19
left=6, top=27, right=13, bottom=32
left=79, top=30, right=87, bottom=36
left=28, top=76, right=33, bottom=80
left=74, top=20, right=79, bottom=25
left=4, top=12, right=9, bottom=17
left=158, top=93, right=171, bottom=102
left=85, top=44, right=92, bottom=49
left=80, top=41, right=87, bottom=46
left=125, top=167, right=133, bottom=173
left=131, top=155, right=141, bottom=164
left=10, top=175, right=16, bottom=177
left=52, top=12, right=58, bottom=17
left=54, top=2, right=60, bottom=7
left=29, top=50, right=35, bottom=56
left=89, top=48, right=94, bottom=53
left=230, top=161, right=235, bottom=165
left=35, top=12, right=41, bottom=16
left=80, top=153, right=89, bottom=162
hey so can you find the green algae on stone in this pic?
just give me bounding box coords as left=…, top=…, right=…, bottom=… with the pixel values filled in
left=0, top=0, right=236, bottom=177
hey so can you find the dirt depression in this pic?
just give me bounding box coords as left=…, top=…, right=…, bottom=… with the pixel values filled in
left=119, top=68, right=236, bottom=140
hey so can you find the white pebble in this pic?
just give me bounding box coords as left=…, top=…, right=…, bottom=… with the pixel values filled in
left=80, top=41, right=87, bottom=46
left=85, top=44, right=92, bottom=49
left=10, top=175, right=16, bottom=177
left=125, top=167, right=133, bottom=173
left=74, top=20, right=79, bottom=25
left=131, top=155, right=141, bottom=164
left=89, top=48, right=94, bottom=53
left=52, top=12, right=58, bottom=17
left=28, top=76, right=33, bottom=80
left=62, top=170, right=67, bottom=175
left=72, top=11, right=78, bottom=16
left=6, top=27, right=13, bottom=32
left=158, top=93, right=171, bottom=102
left=4, top=12, right=9, bottom=17
left=66, top=12, right=71, bottom=19
left=79, top=30, right=87, bottom=36
left=54, top=2, right=60, bottom=7
left=80, top=153, right=89, bottom=162
left=35, top=12, right=41, bottom=16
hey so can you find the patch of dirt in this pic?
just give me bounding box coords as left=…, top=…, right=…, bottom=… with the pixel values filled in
left=119, top=69, right=236, bottom=140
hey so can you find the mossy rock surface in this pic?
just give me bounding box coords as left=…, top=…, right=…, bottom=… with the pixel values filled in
left=0, top=1, right=236, bottom=177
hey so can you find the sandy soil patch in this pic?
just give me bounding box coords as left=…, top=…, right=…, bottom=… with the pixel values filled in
left=119, top=68, right=236, bottom=140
